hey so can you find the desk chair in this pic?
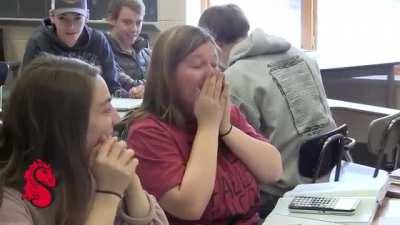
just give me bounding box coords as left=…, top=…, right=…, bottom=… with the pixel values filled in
left=367, top=112, right=400, bottom=177
left=114, top=109, right=136, bottom=139
left=0, top=61, right=8, bottom=85
left=0, top=62, right=9, bottom=113
left=298, top=124, right=355, bottom=183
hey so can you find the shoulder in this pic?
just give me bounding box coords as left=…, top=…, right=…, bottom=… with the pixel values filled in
left=128, top=115, right=178, bottom=140
left=104, top=33, right=121, bottom=53
left=30, top=26, right=46, bottom=39
left=225, top=61, right=267, bottom=96
left=103, top=31, right=112, bottom=41
left=2, top=187, right=26, bottom=208
left=226, top=54, right=268, bottom=79
left=127, top=114, right=191, bottom=151
left=102, top=32, right=116, bottom=46
left=87, top=26, right=108, bottom=44
left=0, top=187, right=34, bottom=224
left=27, top=25, right=49, bottom=45
left=130, top=115, right=169, bottom=130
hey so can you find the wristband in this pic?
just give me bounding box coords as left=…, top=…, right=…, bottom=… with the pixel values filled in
left=95, top=189, right=123, bottom=199
left=220, top=124, right=233, bottom=137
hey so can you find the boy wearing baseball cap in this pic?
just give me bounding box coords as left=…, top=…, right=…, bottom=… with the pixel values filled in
left=22, top=0, right=129, bottom=97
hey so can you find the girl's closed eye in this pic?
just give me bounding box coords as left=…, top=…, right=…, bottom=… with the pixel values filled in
left=190, top=63, right=203, bottom=69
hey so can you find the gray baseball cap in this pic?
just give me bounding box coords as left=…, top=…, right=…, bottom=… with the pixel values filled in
left=51, top=0, right=88, bottom=16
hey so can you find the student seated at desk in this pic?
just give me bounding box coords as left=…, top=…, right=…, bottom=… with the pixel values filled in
left=199, top=4, right=337, bottom=218
left=106, top=0, right=151, bottom=99
left=0, top=55, right=168, bottom=225
left=21, top=0, right=130, bottom=97
left=127, top=25, right=283, bottom=225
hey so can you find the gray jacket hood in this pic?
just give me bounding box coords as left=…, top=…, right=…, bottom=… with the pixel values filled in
left=228, top=28, right=291, bottom=65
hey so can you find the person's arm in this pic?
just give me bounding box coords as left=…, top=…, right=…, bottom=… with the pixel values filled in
left=128, top=121, right=220, bottom=221
left=124, top=174, right=151, bottom=217
left=159, top=122, right=219, bottom=220
left=158, top=74, right=226, bottom=220
left=116, top=192, right=169, bottom=225
left=117, top=175, right=169, bottom=225
left=221, top=124, right=283, bottom=184
left=219, top=81, right=283, bottom=185
left=85, top=194, right=121, bottom=225
left=118, top=71, right=136, bottom=90
left=85, top=137, right=137, bottom=225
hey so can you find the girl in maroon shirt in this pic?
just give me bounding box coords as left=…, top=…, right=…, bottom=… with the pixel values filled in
left=127, top=25, right=283, bottom=225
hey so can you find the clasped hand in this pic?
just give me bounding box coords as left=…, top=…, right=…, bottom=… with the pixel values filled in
left=90, top=136, right=139, bottom=197
left=194, top=70, right=231, bottom=134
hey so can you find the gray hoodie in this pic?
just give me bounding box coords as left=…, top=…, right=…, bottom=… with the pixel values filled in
left=225, top=29, right=336, bottom=196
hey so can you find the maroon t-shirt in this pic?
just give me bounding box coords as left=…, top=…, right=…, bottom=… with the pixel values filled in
left=127, top=106, right=267, bottom=225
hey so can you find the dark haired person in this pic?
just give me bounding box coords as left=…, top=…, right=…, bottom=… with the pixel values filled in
left=0, top=55, right=168, bottom=225
left=199, top=4, right=336, bottom=218
left=127, top=25, right=283, bottom=225
left=106, top=0, right=151, bottom=98
left=21, top=0, right=129, bottom=97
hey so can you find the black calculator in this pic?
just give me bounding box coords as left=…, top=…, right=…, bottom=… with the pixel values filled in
left=288, top=196, right=360, bottom=215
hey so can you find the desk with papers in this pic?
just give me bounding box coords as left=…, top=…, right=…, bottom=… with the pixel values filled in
left=263, top=165, right=400, bottom=225
left=372, top=196, right=400, bottom=225
left=111, top=98, right=143, bottom=118
left=372, top=170, right=400, bottom=225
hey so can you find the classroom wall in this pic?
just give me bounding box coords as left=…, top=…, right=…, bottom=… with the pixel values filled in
left=0, top=0, right=186, bottom=62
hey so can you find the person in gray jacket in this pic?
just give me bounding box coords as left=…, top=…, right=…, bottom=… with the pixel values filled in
left=106, top=0, right=151, bottom=98
left=199, top=4, right=336, bottom=218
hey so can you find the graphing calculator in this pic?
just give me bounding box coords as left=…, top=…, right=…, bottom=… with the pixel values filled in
left=288, top=196, right=360, bottom=215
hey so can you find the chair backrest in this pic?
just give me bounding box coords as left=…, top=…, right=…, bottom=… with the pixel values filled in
left=0, top=61, right=9, bottom=86
left=0, top=28, right=4, bottom=62
left=0, top=61, right=9, bottom=111
left=298, top=124, right=348, bottom=182
left=367, top=112, right=400, bottom=177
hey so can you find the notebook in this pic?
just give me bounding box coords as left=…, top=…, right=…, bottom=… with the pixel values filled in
left=264, top=164, right=389, bottom=225
left=111, top=98, right=143, bottom=111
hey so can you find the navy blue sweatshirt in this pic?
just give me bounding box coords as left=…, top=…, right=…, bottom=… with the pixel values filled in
left=22, top=18, right=127, bottom=96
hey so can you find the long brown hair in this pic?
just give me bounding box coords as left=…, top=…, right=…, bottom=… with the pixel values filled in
left=0, top=54, right=99, bottom=225
left=134, top=25, right=216, bottom=127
